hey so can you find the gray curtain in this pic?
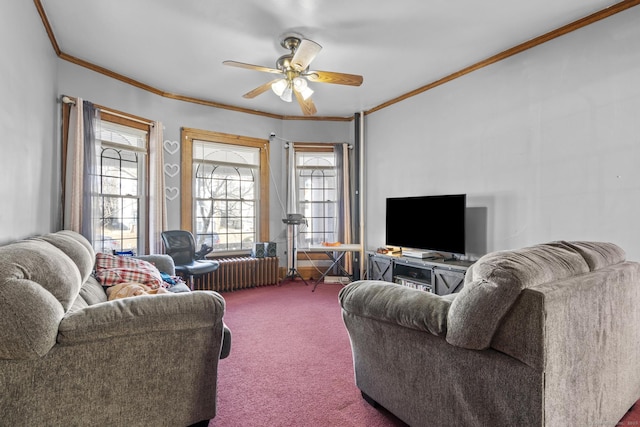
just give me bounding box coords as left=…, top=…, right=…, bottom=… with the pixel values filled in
left=334, top=142, right=353, bottom=272
left=81, top=101, right=98, bottom=242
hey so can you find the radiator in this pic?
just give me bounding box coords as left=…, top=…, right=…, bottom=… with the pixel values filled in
left=193, top=256, right=279, bottom=292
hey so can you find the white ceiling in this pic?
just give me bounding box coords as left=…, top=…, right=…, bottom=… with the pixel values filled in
left=40, top=0, right=620, bottom=118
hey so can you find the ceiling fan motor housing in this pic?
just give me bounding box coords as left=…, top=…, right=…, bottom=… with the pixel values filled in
left=280, top=35, right=302, bottom=52
left=276, top=54, right=295, bottom=72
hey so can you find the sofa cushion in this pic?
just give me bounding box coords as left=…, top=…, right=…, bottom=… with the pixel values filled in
left=0, top=239, right=82, bottom=359
left=37, top=230, right=95, bottom=283
left=447, top=241, right=591, bottom=350
left=340, top=281, right=452, bottom=337
left=69, top=276, right=110, bottom=314
left=94, top=253, right=165, bottom=289
left=563, top=241, right=625, bottom=271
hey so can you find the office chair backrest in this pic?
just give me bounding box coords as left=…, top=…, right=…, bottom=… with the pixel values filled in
left=161, top=230, right=196, bottom=265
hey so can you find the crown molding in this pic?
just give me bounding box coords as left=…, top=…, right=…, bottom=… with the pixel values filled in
left=33, top=1, right=353, bottom=122
left=365, top=0, right=640, bottom=116
left=34, top=0, right=639, bottom=121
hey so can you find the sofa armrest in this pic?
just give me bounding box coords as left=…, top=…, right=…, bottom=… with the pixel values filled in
left=134, top=254, right=175, bottom=276
left=57, top=291, right=224, bottom=344
left=338, top=280, right=454, bottom=337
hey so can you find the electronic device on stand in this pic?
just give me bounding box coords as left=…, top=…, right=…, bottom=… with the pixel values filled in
left=281, top=213, right=309, bottom=286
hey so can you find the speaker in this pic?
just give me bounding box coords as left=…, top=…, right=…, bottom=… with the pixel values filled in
left=265, top=241, right=277, bottom=257
left=252, top=242, right=265, bottom=258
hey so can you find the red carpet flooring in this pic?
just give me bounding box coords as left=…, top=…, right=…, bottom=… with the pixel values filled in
left=211, top=280, right=640, bottom=427
left=212, top=280, right=405, bottom=427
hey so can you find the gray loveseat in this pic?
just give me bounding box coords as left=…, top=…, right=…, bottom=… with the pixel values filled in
left=339, top=241, right=640, bottom=426
left=0, top=230, right=230, bottom=426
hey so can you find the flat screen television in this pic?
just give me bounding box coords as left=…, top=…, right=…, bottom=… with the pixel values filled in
left=386, top=194, right=466, bottom=255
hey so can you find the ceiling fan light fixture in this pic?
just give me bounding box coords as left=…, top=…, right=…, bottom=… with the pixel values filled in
left=280, top=83, right=293, bottom=102
left=293, top=76, right=313, bottom=99
left=299, top=86, right=314, bottom=101
left=293, top=76, right=307, bottom=90
left=271, top=79, right=287, bottom=96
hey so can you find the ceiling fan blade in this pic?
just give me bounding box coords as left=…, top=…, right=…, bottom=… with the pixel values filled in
left=305, top=70, right=363, bottom=86
left=294, top=89, right=317, bottom=116
left=243, top=79, right=280, bottom=99
left=291, top=39, right=322, bottom=71
left=223, top=60, right=282, bottom=74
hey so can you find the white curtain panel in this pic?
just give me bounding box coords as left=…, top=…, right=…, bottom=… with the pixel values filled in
left=63, top=98, right=84, bottom=234
left=338, top=143, right=353, bottom=273
left=148, top=121, right=167, bottom=254
left=64, top=98, right=100, bottom=241
left=63, top=98, right=99, bottom=243
left=286, top=143, right=297, bottom=215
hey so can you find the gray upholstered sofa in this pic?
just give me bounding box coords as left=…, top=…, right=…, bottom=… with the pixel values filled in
left=0, top=230, right=230, bottom=426
left=339, top=241, right=640, bottom=426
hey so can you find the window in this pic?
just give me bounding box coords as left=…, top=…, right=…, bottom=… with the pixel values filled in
left=93, top=117, right=149, bottom=254
left=289, top=142, right=354, bottom=278
left=181, top=128, right=270, bottom=254
left=193, top=141, right=258, bottom=251
left=296, top=149, right=338, bottom=246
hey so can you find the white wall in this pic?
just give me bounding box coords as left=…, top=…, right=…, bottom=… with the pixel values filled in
left=364, top=7, right=640, bottom=260
left=0, top=1, right=59, bottom=244
left=56, top=61, right=352, bottom=256
left=9, top=2, right=638, bottom=262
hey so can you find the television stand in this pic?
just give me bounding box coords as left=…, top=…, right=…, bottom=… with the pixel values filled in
left=367, top=252, right=474, bottom=296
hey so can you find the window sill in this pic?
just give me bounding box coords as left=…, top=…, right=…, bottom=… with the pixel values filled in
left=206, top=250, right=252, bottom=259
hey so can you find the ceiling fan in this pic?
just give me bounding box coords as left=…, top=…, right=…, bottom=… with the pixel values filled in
left=223, top=33, right=363, bottom=116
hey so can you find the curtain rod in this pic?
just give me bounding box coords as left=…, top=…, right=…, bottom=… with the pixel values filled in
left=61, top=95, right=154, bottom=127
left=284, top=142, right=353, bottom=149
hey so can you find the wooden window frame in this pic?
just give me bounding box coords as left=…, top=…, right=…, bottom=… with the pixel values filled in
left=180, top=128, right=270, bottom=250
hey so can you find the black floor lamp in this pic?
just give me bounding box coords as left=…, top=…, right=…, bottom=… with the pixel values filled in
left=282, top=214, right=308, bottom=286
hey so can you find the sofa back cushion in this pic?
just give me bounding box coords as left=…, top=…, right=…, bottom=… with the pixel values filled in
left=562, top=241, right=625, bottom=271
left=68, top=276, right=109, bottom=314
left=37, top=230, right=95, bottom=283
left=446, top=241, right=611, bottom=350
left=340, top=281, right=453, bottom=337
left=0, top=238, right=83, bottom=359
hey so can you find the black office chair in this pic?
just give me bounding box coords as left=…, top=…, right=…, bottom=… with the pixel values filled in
left=161, top=230, right=219, bottom=290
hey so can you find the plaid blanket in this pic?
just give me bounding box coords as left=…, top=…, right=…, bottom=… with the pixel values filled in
left=94, top=253, right=165, bottom=289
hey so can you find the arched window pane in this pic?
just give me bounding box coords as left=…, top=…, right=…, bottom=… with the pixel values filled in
left=296, top=151, right=337, bottom=246
left=93, top=121, right=146, bottom=255
left=193, top=140, right=259, bottom=252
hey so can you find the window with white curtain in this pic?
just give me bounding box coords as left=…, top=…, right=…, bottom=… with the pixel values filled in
left=93, top=120, right=148, bottom=254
